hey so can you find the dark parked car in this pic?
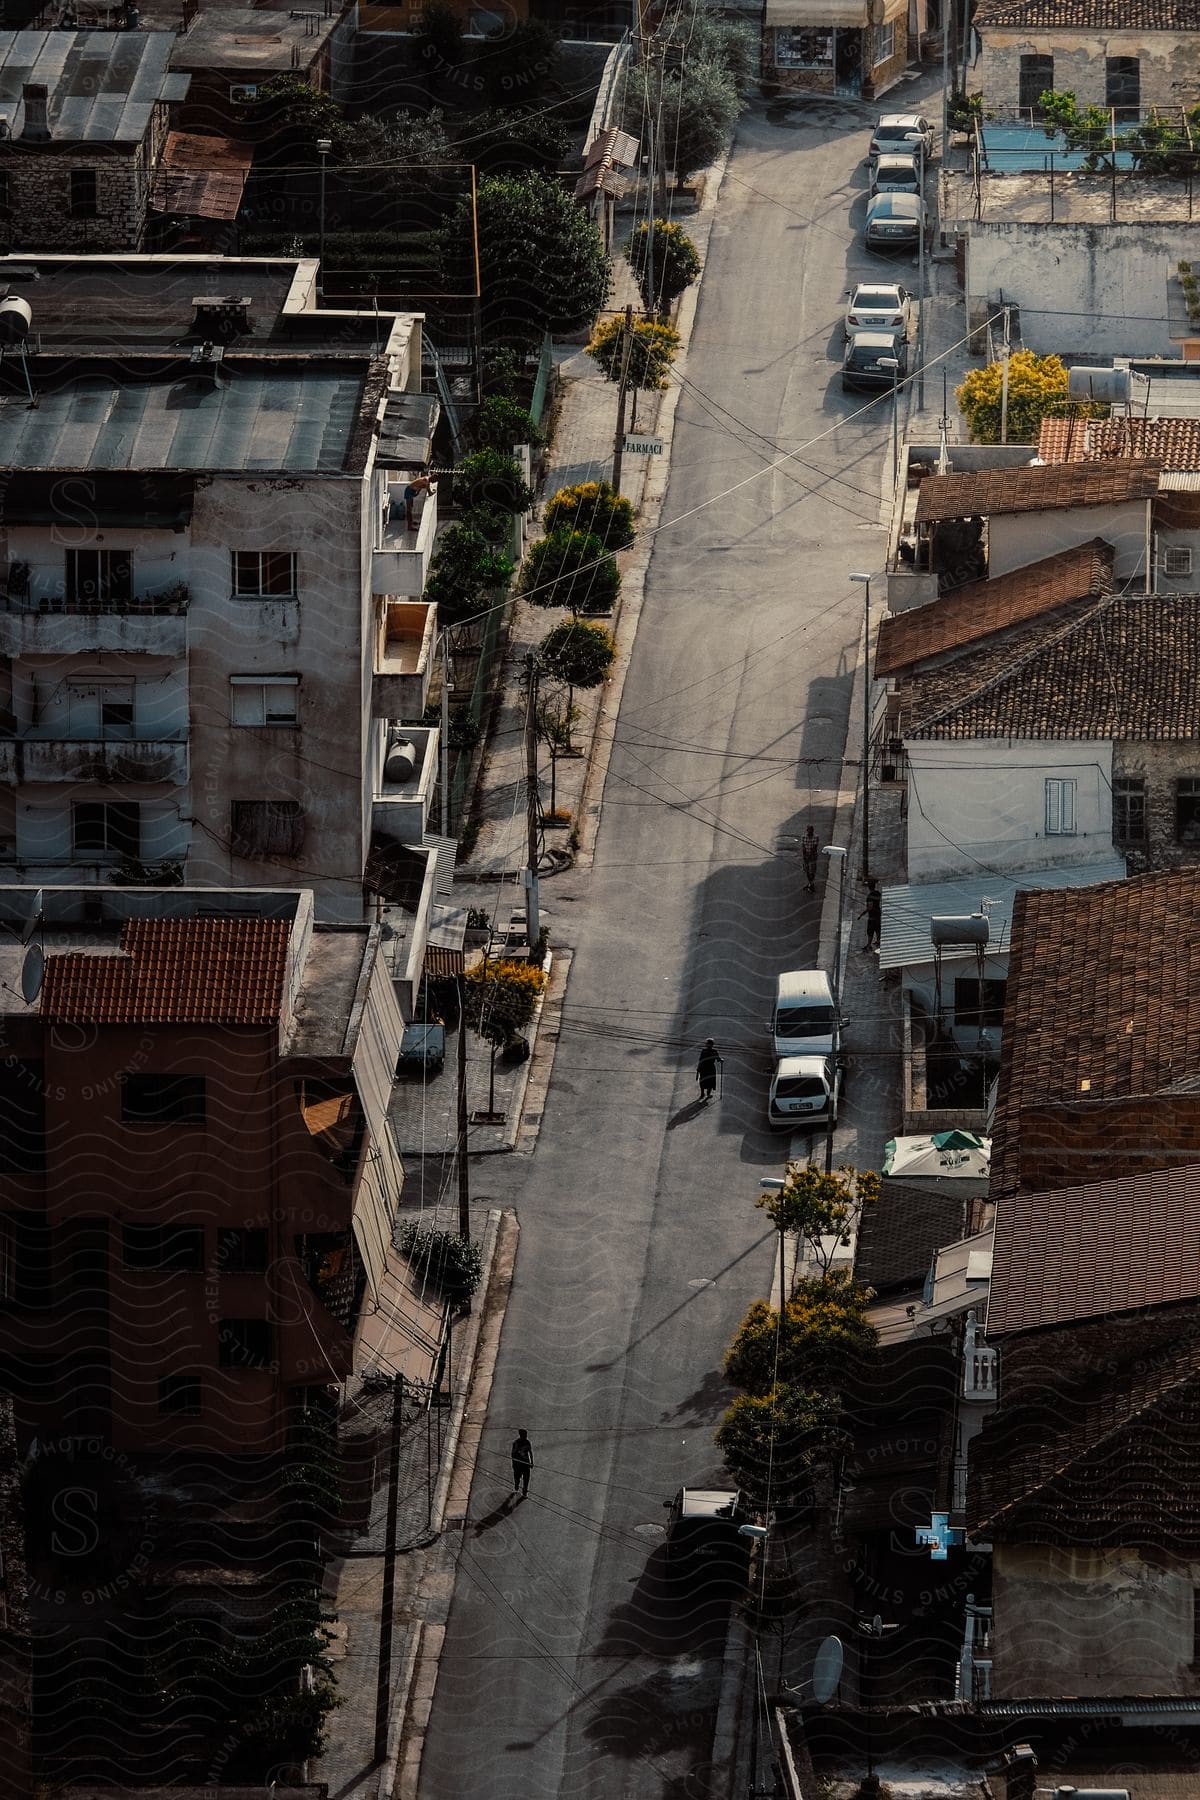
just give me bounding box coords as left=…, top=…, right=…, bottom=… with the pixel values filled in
left=662, top=1487, right=751, bottom=1591
left=396, top=1023, right=446, bottom=1077
left=842, top=330, right=908, bottom=391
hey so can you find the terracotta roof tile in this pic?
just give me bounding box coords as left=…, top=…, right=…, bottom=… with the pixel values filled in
left=988, top=1163, right=1200, bottom=1337
left=42, top=917, right=291, bottom=1025
left=1038, top=414, right=1200, bottom=469
left=900, top=590, right=1200, bottom=739
left=914, top=459, right=1160, bottom=522
left=990, top=870, right=1200, bottom=1199
left=875, top=540, right=1114, bottom=676
left=967, top=1311, right=1200, bottom=1546
left=977, top=0, right=1200, bottom=27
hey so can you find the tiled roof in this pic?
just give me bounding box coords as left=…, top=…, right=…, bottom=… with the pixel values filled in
left=1038, top=414, right=1200, bottom=469
left=853, top=1180, right=967, bottom=1294
left=901, top=590, right=1200, bottom=739
left=988, top=1164, right=1200, bottom=1336
left=875, top=540, right=1114, bottom=675
left=913, top=459, right=1160, bottom=522
left=990, top=870, right=1200, bottom=1198
left=1017, top=1093, right=1200, bottom=1190
left=976, top=0, right=1200, bottom=28
left=42, top=918, right=290, bottom=1024
left=967, top=1310, right=1200, bottom=1546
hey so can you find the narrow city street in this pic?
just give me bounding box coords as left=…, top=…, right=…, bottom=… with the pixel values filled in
left=417, top=93, right=915, bottom=1798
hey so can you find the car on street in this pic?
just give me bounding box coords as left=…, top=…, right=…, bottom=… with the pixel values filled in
left=843, top=281, right=913, bottom=340
left=662, top=1487, right=750, bottom=1589
left=769, top=968, right=841, bottom=1059
left=842, top=330, right=908, bottom=391
left=870, top=152, right=922, bottom=200
left=768, top=1052, right=842, bottom=1130
left=868, top=112, right=934, bottom=162
left=865, top=192, right=926, bottom=252
left=396, top=1022, right=446, bottom=1077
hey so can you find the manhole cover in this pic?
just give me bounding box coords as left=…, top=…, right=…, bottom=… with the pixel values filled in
left=688, top=1277, right=717, bottom=1290
left=634, top=1522, right=666, bottom=1538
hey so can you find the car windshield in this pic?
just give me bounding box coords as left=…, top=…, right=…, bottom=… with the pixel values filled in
left=775, top=1076, right=827, bottom=1099
left=776, top=1005, right=835, bottom=1036
left=877, top=125, right=916, bottom=140
left=854, top=289, right=900, bottom=309
left=848, top=344, right=893, bottom=367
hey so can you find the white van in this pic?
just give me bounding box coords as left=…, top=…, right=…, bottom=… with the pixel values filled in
left=769, top=969, right=839, bottom=1059
left=769, top=1054, right=841, bottom=1131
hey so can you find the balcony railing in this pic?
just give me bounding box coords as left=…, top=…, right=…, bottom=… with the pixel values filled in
left=0, top=737, right=189, bottom=786
left=1, top=579, right=190, bottom=616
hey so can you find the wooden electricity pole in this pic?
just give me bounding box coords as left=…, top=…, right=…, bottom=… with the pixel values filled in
left=611, top=303, right=635, bottom=494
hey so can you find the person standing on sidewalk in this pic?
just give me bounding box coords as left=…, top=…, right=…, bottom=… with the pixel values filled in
left=511, top=1429, right=534, bottom=1497
left=801, top=825, right=820, bottom=892
left=860, top=879, right=882, bottom=952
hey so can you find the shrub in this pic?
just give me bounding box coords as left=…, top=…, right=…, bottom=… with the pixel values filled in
left=537, top=618, right=615, bottom=689
left=544, top=480, right=635, bottom=549
left=519, top=529, right=621, bottom=613
left=627, top=219, right=702, bottom=314
left=724, top=1278, right=878, bottom=1398
left=469, top=394, right=543, bottom=452
left=397, top=1221, right=485, bottom=1299
left=453, top=448, right=534, bottom=516
left=587, top=316, right=680, bottom=391
left=715, top=1385, right=847, bottom=1505
left=424, top=522, right=514, bottom=627
left=957, top=349, right=1101, bottom=444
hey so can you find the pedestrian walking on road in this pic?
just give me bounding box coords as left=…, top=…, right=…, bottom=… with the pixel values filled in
left=860, top=879, right=882, bottom=952
left=696, top=1039, right=722, bottom=1103
left=511, top=1428, right=534, bottom=1497
left=801, top=825, right=820, bottom=892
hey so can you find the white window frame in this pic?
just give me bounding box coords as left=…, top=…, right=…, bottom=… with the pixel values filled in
left=874, top=21, right=896, bottom=65
left=1045, top=777, right=1077, bottom=836
left=230, top=675, right=300, bottom=727
left=231, top=551, right=298, bottom=599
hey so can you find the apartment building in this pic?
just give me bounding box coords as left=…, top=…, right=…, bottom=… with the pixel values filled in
left=0, top=254, right=447, bottom=963
left=0, top=884, right=412, bottom=1456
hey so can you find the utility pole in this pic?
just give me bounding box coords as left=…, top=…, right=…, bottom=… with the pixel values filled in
left=524, top=653, right=541, bottom=947
left=456, top=978, right=470, bottom=1241
left=645, top=47, right=657, bottom=319
left=917, top=135, right=926, bottom=411
left=317, top=136, right=331, bottom=302
left=611, top=303, right=635, bottom=494
left=999, top=304, right=1012, bottom=443
left=849, top=575, right=873, bottom=883
left=374, top=1372, right=405, bottom=1765
left=941, top=0, right=950, bottom=154
left=439, top=634, right=453, bottom=838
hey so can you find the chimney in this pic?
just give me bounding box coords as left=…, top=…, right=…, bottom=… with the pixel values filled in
left=1003, top=1743, right=1038, bottom=1800
left=21, top=85, right=50, bottom=143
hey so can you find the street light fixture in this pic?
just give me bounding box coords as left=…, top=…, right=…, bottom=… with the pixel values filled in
left=822, top=844, right=848, bottom=1017
left=848, top=575, right=873, bottom=884
left=877, top=356, right=900, bottom=482
left=855, top=1612, right=900, bottom=1795
left=317, top=136, right=332, bottom=301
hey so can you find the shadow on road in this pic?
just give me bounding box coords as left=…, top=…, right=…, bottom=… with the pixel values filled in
left=667, top=1096, right=709, bottom=1130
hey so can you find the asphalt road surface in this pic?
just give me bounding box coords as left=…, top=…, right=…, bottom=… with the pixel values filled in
left=417, top=95, right=911, bottom=1800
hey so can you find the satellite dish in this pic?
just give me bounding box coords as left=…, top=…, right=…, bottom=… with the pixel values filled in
left=811, top=1634, right=844, bottom=1704
left=20, top=942, right=44, bottom=1005
left=21, top=889, right=43, bottom=945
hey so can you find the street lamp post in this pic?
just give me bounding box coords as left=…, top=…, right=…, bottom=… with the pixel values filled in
left=849, top=575, right=873, bottom=883
left=822, top=845, right=848, bottom=1017
left=855, top=1612, right=900, bottom=1796
left=317, top=136, right=332, bottom=301
left=878, top=356, right=900, bottom=483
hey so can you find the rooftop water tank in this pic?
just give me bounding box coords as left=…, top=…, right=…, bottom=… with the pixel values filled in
left=1067, top=366, right=1129, bottom=404
left=0, top=295, right=32, bottom=344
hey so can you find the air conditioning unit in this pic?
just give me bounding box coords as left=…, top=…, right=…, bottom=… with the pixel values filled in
left=229, top=83, right=258, bottom=103
left=1163, top=545, right=1193, bottom=577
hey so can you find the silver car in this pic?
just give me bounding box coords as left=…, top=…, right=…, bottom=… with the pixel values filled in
left=870, top=152, right=922, bottom=199
left=868, top=113, right=935, bottom=163
left=865, top=192, right=926, bottom=252
left=843, top=281, right=914, bottom=340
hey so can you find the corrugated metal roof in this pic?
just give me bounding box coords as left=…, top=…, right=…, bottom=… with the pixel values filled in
left=0, top=361, right=367, bottom=473
left=879, top=858, right=1128, bottom=970
left=0, top=29, right=184, bottom=144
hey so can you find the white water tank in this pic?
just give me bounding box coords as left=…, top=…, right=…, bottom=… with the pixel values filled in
left=0, top=295, right=32, bottom=344
left=384, top=734, right=417, bottom=784
left=1067, top=366, right=1129, bottom=404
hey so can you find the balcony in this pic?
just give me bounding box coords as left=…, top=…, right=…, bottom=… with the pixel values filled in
left=372, top=599, right=438, bottom=720
left=0, top=578, right=190, bottom=658
left=372, top=725, right=438, bottom=848
left=371, top=484, right=437, bottom=597
left=7, top=737, right=189, bottom=786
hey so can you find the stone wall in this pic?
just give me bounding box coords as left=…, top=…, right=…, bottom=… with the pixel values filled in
left=0, top=106, right=171, bottom=253
left=1113, top=738, right=1200, bottom=872
left=971, top=27, right=1200, bottom=116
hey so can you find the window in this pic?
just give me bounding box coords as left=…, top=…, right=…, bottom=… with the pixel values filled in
left=158, top=1374, right=202, bottom=1415
left=1019, top=54, right=1054, bottom=117
left=72, top=801, right=140, bottom=861
left=953, top=978, right=1008, bottom=1029
left=65, top=549, right=132, bottom=608
left=1114, top=776, right=1147, bottom=844
left=0, top=173, right=10, bottom=215
left=217, top=1227, right=269, bottom=1273
left=69, top=168, right=98, bottom=218
left=231, top=551, right=297, bottom=598
left=1164, top=545, right=1193, bottom=578
left=1044, top=777, right=1076, bottom=836
left=1177, top=778, right=1200, bottom=844
left=874, top=21, right=896, bottom=65
left=123, top=1223, right=205, bottom=1270
left=68, top=679, right=135, bottom=739
left=218, top=1317, right=274, bottom=1369
left=1106, top=55, right=1140, bottom=123
left=775, top=28, right=833, bottom=68
left=230, top=800, right=305, bottom=859
left=230, top=675, right=299, bottom=727
left=121, top=1074, right=207, bottom=1126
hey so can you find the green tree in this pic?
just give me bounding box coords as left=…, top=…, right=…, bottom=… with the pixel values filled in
left=453, top=448, right=534, bottom=519
left=469, top=394, right=544, bottom=453
left=757, top=1162, right=878, bottom=1278
left=627, top=219, right=702, bottom=315
left=625, top=57, right=741, bottom=181
left=544, top=480, right=635, bottom=549
left=425, top=522, right=513, bottom=628
left=535, top=687, right=580, bottom=811
left=538, top=619, right=615, bottom=689
left=350, top=105, right=451, bottom=166
left=723, top=1277, right=878, bottom=1398
left=460, top=105, right=570, bottom=175
left=519, top=529, right=620, bottom=614
left=462, top=957, right=547, bottom=1112
left=243, top=75, right=345, bottom=164
left=956, top=349, right=1100, bottom=445
left=588, top=316, right=680, bottom=391
left=715, top=1385, right=847, bottom=1506
left=441, top=172, right=611, bottom=347
left=1038, top=89, right=1119, bottom=169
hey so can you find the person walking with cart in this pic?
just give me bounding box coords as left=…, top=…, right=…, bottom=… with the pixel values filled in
left=801, top=825, right=820, bottom=893
left=696, top=1038, right=723, bottom=1103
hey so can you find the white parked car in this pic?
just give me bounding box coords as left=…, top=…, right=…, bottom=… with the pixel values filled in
left=843, top=281, right=914, bottom=341
left=768, top=1053, right=842, bottom=1132
left=870, top=152, right=923, bottom=200
left=868, top=113, right=935, bottom=162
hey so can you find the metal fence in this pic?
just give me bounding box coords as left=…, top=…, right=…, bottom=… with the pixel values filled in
left=447, top=591, right=508, bottom=834
left=529, top=333, right=555, bottom=430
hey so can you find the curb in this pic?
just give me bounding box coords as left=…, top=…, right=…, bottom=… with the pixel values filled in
left=710, top=1608, right=755, bottom=1795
